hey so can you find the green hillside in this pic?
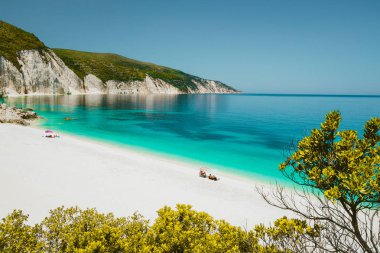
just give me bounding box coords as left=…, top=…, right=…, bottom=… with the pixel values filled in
left=53, top=49, right=235, bottom=92
left=0, top=20, right=46, bottom=69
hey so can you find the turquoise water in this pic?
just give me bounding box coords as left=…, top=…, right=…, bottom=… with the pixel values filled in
left=4, top=94, right=380, bottom=183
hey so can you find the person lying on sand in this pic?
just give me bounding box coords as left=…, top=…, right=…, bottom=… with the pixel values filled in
left=208, top=174, right=218, bottom=181
left=44, top=130, right=60, bottom=138
left=199, top=169, right=207, bottom=178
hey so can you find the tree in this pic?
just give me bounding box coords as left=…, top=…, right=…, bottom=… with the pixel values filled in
left=259, top=111, right=380, bottom=252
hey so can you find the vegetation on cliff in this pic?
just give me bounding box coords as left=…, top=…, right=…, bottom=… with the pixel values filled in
left=0, top=20, right=46, bottom=69
left=52, top=48, right=235, bottom=92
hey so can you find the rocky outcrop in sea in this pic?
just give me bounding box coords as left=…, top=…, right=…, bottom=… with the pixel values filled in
left=0, top=103, right=38, bottom=125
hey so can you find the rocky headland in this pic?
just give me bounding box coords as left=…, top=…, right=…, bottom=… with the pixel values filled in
left=0, top=21, right=238, bottom=96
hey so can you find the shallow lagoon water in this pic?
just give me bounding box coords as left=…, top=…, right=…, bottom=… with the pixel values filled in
left=5, top=94, right=380, bottom=184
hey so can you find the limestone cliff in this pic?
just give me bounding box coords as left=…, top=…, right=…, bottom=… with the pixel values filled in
left=0, top=50, right=83, bottom=96
left=0, top=49, right=237, bottom=96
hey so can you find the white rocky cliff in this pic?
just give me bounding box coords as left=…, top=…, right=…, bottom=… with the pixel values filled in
left=0, top=49, right=83, bottom=96
left=0, top=49, right=237, bottom=96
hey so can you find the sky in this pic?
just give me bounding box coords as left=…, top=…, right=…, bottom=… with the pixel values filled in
left=1, top=0, right=379, bottom=94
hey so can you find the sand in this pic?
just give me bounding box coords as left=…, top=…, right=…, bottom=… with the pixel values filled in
left=0, top=123, right=289, bottom=228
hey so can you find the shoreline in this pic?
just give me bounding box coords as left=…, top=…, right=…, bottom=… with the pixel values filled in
left=31, top=121, right=282, bottom=188
left=2, top=91, right=241, bottom=98
left=0, top=123, right=290, bottom=228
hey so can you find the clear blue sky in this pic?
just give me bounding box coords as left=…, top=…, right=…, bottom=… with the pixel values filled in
left=1, top=0, right=379, bottom=94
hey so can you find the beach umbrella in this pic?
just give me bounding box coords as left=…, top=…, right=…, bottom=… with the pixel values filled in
left=45, top=130, right=53, bottom=133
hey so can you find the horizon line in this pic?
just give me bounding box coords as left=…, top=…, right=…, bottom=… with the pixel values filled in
left=242, top=93, right=380, bottom=98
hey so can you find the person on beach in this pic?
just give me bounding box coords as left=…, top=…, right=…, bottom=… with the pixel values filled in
left=208, top=174, right=218, bottom=181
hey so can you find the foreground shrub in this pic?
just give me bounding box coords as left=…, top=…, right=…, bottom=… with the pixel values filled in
left=145, top=204, right=260, bottom=252
left=1, top=204, right=309, bottom=253
left=0, top=210, right=42, bottom=252
left=40, top=206, right=148, bottom=253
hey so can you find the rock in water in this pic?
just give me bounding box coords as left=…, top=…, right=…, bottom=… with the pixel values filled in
left=0, top=103, right=39, bottom=125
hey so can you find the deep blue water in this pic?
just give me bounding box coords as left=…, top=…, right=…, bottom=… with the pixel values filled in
left=4, top=94, right=380, bottom=183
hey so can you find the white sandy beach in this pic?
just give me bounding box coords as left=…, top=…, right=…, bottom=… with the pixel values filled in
left=0, top=123, right=288, bottom=228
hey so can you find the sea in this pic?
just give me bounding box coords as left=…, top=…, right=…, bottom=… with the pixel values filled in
left=3, top=94, right=380, bottom=184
